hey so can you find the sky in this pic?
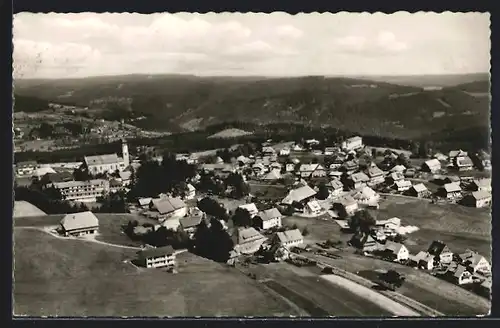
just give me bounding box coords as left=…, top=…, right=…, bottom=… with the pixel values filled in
left=13, top=12, right=491, bottom=79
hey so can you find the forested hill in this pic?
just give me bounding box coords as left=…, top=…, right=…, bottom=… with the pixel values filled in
left=14, top=74, right=489, bottom=141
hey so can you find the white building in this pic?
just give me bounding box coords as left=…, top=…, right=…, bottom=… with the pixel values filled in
left=275, top=229, right=304, bottom=249
left=137, top=246, right=176, bottom=269
left=185, top=184, right=196, bottom=200
left=238, top=203, right=259, bottom=218
left=52, top=179, right=110, bottom=202
left=304, top=200, right=322, bottom=216
left=149, top=197, right=188, bottom=222
left=59, top=211, right=99, bottom=237
left=254, top=208, right=282, bottom=230
left=341, top=136, right=363, bottom=152
left=383, top=241, right=410, bottom=262
left=394, top=179, right=412, bottom=192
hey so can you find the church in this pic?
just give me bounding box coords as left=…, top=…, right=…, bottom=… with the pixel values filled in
left=82, top=140, right=130, bottom=175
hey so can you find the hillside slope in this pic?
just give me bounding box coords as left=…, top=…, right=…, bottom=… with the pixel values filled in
left=14, top=74, right=490, bottom=139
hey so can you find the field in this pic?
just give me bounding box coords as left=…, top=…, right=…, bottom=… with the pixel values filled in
left=13, top=229, right=297, bottom=317
left=207, top=128, right=253, bottom=139
left=375, top=196, right=491, bottom=257
left=305, top=252, right=490, bottom=316
left=14, top=213, right=157, bottom=247
left=249, top=183, right=288, bottom=200
left=13, top=201, right=47, bottom=218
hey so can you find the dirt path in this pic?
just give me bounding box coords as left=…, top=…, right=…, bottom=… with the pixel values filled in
left=320, top=275, right=420, bottom=317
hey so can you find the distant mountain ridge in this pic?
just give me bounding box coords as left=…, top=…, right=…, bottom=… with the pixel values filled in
left=14, top=73, right=490, bottom=141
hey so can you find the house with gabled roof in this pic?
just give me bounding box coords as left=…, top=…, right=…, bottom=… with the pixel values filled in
left=422, top=159, right=441, bottom=173
left=274, top=229, right=304, bottom=249
left=470, top=178, right=492, bottom=193
left=394, top=179, right=412, bottom=192
left=458, top=250, right=491, bottom=274
left=444, top=262, right=473, bottom=285
left=179, top=216, right=203, bottom=237
left=60, top=211, right=99, bottom=237
left=381, top=241, right=409, bottom=262
left=332, top=196, right=359, bottom=218
left=238, top=203, right=259, bottom=218
left=390, top=165, right=406, bottom=173
left=427, top=240, right=453, bottom=264
left=386, top=171, right=404, bottom=185
left=461, top=190, right=491, bottom=208
left=351, top=186, right=380, bottom=205
left=304, top=200, right=322, bottom=216
left=341, top=136, right=363, bottom=152
left=149, top=197, right=188, bottom=221
left=234, top=227, right=267, bottom=255
left=342, top=160, right=359, bottom=174
left=262, top=169, right=282, bottom=181
left=254, top=208, right=282, bottom=230
left=439, top=182, right=462, bottom=200
left=328, top=179, right=344, bottom=197
left=136, top=245, right=176, bottom=269
left=454, top=156, right=474, bottom=171
left=409, top=251, right=434, bottom=270
left=366, top=165, right=385, bottom=186
left=346, top=172, right=370, bottom=190
left=281, top=185, right=316, bottom=206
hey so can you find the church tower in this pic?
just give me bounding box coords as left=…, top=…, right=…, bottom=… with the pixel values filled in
left=122, top=139, right=130, bottom=168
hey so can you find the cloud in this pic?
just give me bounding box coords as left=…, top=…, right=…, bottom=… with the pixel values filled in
left=275, top=25, right=304, bottom=39
left=334, top=31, right=408, bottom=55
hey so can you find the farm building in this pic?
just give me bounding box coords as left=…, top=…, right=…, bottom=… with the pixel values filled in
left=453, top=156, right=474, bottom=171
left=386, top=172, right=404, bottom=184
left=60, top=211, right=99, bottom=237
left=332, top=196, right=359, bottom=218
left=389, top=165, right=406, bottom=173
left=281, top=185, right=317, bottom=206
left=274, top=229, right=304, bottom=249
left=149, top=197, right=188, bottom=221
left=136, top=246, right=176, bottom=269
left=234, top=227, right=267, bottom=255
left=461, top=191, right=492, bottom=208
left=238, top=203, right=259, bottom=218
left=351, top=186, right=380, bottom=205
left=346, top=172, right=370, bottom=189
left=138, top=197, right=153, bottom=209
left=422, top=159, right=441, bottom=173
left=254, top=208, right=283, bottom=230
left=179, top=216, right=203, bottom=237
left=299, top=163, right=326, bottom=178
left=366, top=165, right=385, bottom=186
left=444, top=263, right=474, bottom=285
left=458, top=250, right=491, bottom=274
left=470, top=178, right=492, bottom=192
left=304, top=200, right=322, bottom=216
left=342, top=160, right=360, bottom=174
left=394, top=179, right=412, bottom=192
left=409, top=251, right=434, bottom=270
left=427, top=240, right=453, bottom=264
left=439, top=182, right=462, bottom=200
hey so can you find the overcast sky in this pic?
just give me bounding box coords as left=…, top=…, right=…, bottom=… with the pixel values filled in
left=13, top=12, right=490, bottom=79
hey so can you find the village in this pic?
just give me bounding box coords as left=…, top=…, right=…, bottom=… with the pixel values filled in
left=13, top=133, right=492, bottom=316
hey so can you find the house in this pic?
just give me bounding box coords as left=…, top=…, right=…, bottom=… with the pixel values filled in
left=433, top=152, right=448, bottom=161
left=427, top=240, right=453, bottom=264
left=262, top=146, right=276, bottom=156
left=305, top=139, right=320, bottom=146
left=470, top=178, right=491, bottom=192
left=329, top=159, right=343, bottom=170
left=304, top=200, right=322, bottom=216
left=342, top=160, right=359, bottom=174
left=52, top=179, right=110, bottom=202
left=149, top=197, right=188, bottom=221
left=31, top=166, right=56, bottom=178
left=269, top=162, right=282, bottom=171
left=332, top=196, right=359, bottom=218
left=60, top=211, right=99, bottom=237
left=236, top=155, right=251, bottom=166
left=262, top=169, right=282, bottom=181
left=387, top=172, right=404, bottom=184
left=83, top=140, right=130, bottom=174
left=448, top=150, right=468, bottom=163
left=461, top=191, right=491, bottom=208
left=234, top=227, right=267, bottom=255
left=118, top=170, right=132, bottom=187
left=293, top=144, right=304, bottom=151
left=382, top=241, right=409, bottom=262
left=275, top=229, right=304, bottom=249
left=350, top=233, right=377, bottom=252
left=328, top=179, right=344, bottom=197
left=285, top=163, right=297, bottom=172
left=404, top=168, right=417, bottom=178
left=341, top=136, right=363, bottom=152
left=324, top=147, right=337, bottom=156
left=422, top=159, right=441, bottom=173
left=379, top=217, right=401, bottom=231
left=351, top=186, right=380, bottom=205
left=40, top=171, right=74, bottom=188
left=179, top=216, right=203, bottom=237
left=238, top=203, right=259, bottom=218
left=185, top=184, right=196, bottom=200
left=446, top=263, right=474, bottom=285
left=410, top=251, right=434, bottom=270
left=439, top=182, right=462, bottom=200
left=394, top=179, right=412, bottom=192
left=443, top=175, right=460, bottom=184
left=138, top=197, right=153, bottom=209
left=366, top=165, right=385, bottom=186
left=458, top=250, right=491, bottom=274
left=346, top=172, right=370, bottom=189
left=215, top=156, right=224, bottom=164
left=390, top=165, right=406, bottom=173
left=136, top=245, right=176, bottom=269
left=15, top=161, right=38, bottom=176
left=254, top=208, right=282, bottom=230
left=281, top=185, right=317, bottom=206
left=454, top=156, right=474, bottom=171
left=279, top=148, right=291, bottom=156
left=299, top=164, right=326, bottom=178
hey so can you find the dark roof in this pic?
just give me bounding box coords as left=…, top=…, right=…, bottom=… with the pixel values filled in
left=42, top=171, right=74, bottom=184
left=179, top=216, right=203, bottom=229
left=137, top=245, right=175, bottom=258
left=427, top=241, right=451, bottom=256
